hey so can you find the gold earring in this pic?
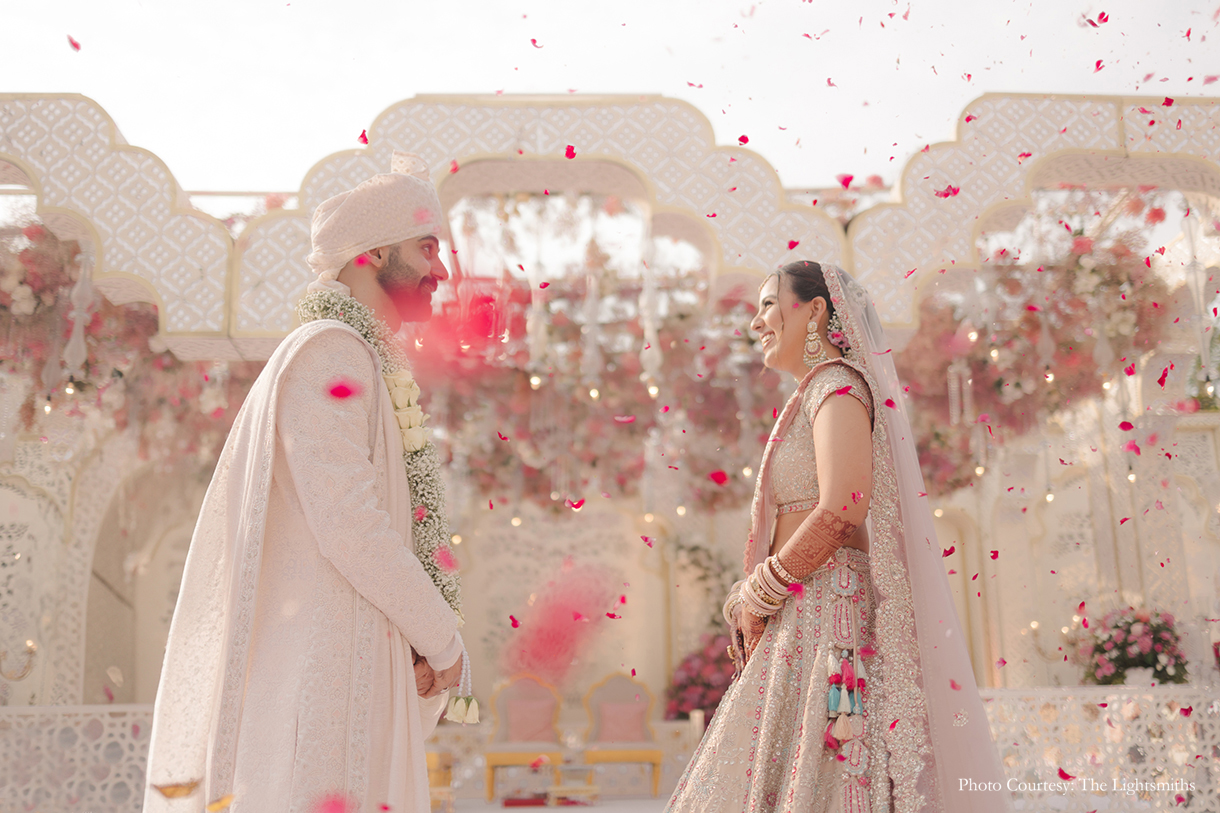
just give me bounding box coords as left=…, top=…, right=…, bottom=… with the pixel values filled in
left=803, top=319, right=828, bottom=369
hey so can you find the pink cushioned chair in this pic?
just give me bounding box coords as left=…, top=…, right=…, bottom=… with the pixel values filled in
left=581, top=672, right=664, bottom=796
left=483, top=674, right=564, bottom=801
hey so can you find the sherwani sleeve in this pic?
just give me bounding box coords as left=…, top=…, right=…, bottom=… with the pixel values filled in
left=277, top=327, right=462, bottom=666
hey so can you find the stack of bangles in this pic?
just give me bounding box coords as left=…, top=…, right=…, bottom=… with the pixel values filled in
left=738, top=555, right=800, bottom=617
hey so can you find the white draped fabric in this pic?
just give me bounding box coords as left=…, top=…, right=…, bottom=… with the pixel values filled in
left=143, top=320, right=463, bottom=813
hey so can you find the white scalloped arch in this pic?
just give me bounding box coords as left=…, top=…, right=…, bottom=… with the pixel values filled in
left=849, top=92, right=1220, bottom=330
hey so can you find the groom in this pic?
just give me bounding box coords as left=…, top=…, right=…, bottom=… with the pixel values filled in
left=143, top=152, right=465, bottom=813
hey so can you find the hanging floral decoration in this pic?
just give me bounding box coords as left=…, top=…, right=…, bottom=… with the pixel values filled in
left=1, top=220, right=262, bottom=464
left=895, top=191, right=1177, bottom=495
left=409, top=193, right=785, bottom=514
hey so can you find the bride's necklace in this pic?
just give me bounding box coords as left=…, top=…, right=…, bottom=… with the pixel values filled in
left=297, top=290, right=463, bottom=624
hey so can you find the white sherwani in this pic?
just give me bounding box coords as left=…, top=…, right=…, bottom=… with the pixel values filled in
left=143, top=320, right=463, bottom=813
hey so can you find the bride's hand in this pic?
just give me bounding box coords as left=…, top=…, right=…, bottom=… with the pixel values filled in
left=738, top=605, right=769, bottom=663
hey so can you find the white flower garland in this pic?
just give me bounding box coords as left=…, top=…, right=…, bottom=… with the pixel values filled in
left=297, top=291, right=463, bottom=624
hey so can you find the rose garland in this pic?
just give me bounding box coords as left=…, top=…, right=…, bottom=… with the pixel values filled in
left=297, top=290, right=463, bottom=622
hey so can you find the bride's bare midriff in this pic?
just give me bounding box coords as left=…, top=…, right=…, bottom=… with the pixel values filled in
left=770, top=507, right=870, bottom=558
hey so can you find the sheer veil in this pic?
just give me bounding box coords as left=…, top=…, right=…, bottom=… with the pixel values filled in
left=824, top=265, right=1013, bottom=812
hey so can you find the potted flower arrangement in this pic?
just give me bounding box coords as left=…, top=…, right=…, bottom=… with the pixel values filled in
left=664, top=632, right=737, bottom=722
left=1079, top=607, right=1189, bottom=686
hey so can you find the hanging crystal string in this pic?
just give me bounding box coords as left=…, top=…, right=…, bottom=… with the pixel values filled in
left=62, top=249, right=94, bottom=382
left=1183, top=208, right=1219, bottom=398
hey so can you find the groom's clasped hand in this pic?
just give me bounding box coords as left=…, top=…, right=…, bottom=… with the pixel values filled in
left=412, top=647, right=461, bottom=698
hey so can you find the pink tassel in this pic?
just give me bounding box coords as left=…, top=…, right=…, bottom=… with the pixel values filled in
left=828, top=673, right=842, bottom=686
left=823, top=720, right=840, bottom=750
left=842, top=660, right=856, bottom=691
left=832, top=713, right=853, bottom=740
left=856, top=678, right=866, bottom=691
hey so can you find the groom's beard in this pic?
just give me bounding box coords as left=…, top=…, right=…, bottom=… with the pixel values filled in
left=378, top=245, right=435, bottom=323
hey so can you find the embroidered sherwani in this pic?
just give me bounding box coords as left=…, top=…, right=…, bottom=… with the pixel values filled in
left=143, top=320, right=463, bottom=813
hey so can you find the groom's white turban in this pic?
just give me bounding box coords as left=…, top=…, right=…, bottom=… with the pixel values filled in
left=306, top=150, right=443, bottom=294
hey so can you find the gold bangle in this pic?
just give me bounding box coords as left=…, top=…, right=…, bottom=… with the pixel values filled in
left=769, top=555, right=799, bottom=585
left=749, top=573, right=783, bottom=606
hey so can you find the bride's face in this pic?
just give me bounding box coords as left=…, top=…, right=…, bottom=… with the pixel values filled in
left=750, top=274, right=810, bottom=374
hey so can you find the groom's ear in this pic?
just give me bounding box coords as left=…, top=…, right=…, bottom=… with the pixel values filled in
left=364, top=246, right=388, bottom=270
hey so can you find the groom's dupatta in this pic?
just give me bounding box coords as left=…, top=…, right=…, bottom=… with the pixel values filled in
left=740, top=267, right=1013, bottom=813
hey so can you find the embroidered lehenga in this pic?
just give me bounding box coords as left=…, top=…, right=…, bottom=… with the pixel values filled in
left=667, top=267, right=1012, bottom=813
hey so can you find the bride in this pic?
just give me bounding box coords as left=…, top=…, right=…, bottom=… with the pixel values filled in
left=666, top=262, right=1012, bottom=813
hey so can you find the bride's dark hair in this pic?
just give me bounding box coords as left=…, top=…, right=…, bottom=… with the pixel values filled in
left=772, top=260, right=835, bottom=321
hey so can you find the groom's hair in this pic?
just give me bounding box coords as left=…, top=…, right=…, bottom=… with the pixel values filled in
left=772, top=260, right=835, bottom=320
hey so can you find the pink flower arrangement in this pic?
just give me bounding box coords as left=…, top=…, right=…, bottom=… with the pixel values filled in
left=1080, top=606, right=1188, bottom=685
left=664, top=632, right=737, bottom=721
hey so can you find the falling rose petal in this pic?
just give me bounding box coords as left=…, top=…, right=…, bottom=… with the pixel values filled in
left=489, top=500, right=494, bottom=509
left=884, top=398, right=896, bottom=409
left=1119, top=421, right=1134, bottom=431
left=510, top=615, right=520, bottom=628
left=613, top=415, right=636, bottom=424
left=851, top=490, right=863, bottom=504
left=449, top=159, right=459, bottom=174
left=539, top=281, right=549, bottom=288
left=1205, top=76, right=1219, bottom=85
left=662, top=406, right=671, bottom=413
left=1157, top=367, right=1169, bottom=388
left=949, top=679, right=962, bottom=691
left=773, top=407, right=779, bottom=418
left=641, top=535, right=654, bottom=548
left=67, top=35, right=81, bottom=51
left=606, top=612, right=621, bottom=619
left=414, top=505, right=427, bottom=522
left=1119, top=517, right=1131, bottom=525
left=206, top=795, right=236, bottom=812
left=565, top=498, right=586, bottom=510
left=836, top=173, right=854, bottom=189
left=990, top=550, right=998, bottom=559
left=572, top=612, right=586, bottom=622
left=631, top=668, right=637, bottom=676
left=708, top=470, right=729, bottom=485
left=942, top=545, right=955, bottom=557
left=859, top=644, right=876, bottom=658
left=834, top=385, right=853, bottom=396
left=788, top=240, right=800, bottom=250
left=358, top=129, right=369, bottom=145
left=888, top=719, right=898, bottom=731
left=787, top=582, right=804, bottom=598
left=103, top=685, right=114, bottom=703
left=1124, top=363, right=1136, bottom=376
left=917, top=491, right=927, bottom=497
left=1163, top=97, right=1174, bottom=107
left=836, top=754, right=847, bottom=762
left=565, top=145, right=576, bottom=159
left=1181, top=706, right=1193, bottom=717
left=529, top=755, right=549, bottom=769
left=1124, top=440, right=1141, bottom=456
left=934, top=184, right=960, bottom=198
left=1057, top=768, right=1075, bottom=781
left=996, top=658, right=1007, bottom=669
left=738, top=134, right=749, bottom=145
left=965, top=114, right=977, bottom=122
left=497, top=431, right=509, bottom=441
left=1082, top=618, right=1089, bottom=629
left=1094, top=59, right=1104, bottom=73
left=313, top=793, right=356, bottom=813
left=433, top=548, right=459, bottom=573
left=619, top=594, right=627, bottom=604
left=530, top=38, right=543, bottom=48
left=327, top=378, right=363, bottom=399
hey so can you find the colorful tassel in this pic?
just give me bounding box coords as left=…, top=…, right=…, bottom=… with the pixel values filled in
left=837, top=684, right=853, bottom=714
left=851, top=690, right=863, bottom=715
left=832, top=713, right=853, bottom=740
left=823, top=720, right=840, bottom=749
left=856, top=678, right=866, bottom=691
left=828, top=685, right=841, bottom=713
left=856, top=659, right=867, bottom=682
left=843, top=659, right=856, bottom=691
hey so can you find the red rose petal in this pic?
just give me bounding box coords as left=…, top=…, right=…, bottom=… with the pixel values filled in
left=934, top=184, right=960, bottom=198
left=1181, top=706, right=1193, bottom=717
left=358, top=129, right=368, bottom=145
left=738, top=134, right=749, bottom=145
left=449, top=159, right=459, bottom=174
left=995, top=658, right=1007, bottom=668
left=614, top=415, right=636, bottom=424
left=942, top=545, right=956, bottom=557
left=641, top=535, right=654, bottom=548
left=787, top=583, right=804, bottom=598
left=510, top=615, right=520, bottom=628
left=1120, top=517, right=1131, bottom=525
left=884, top=398, right=896, bottom=408
left=834, top=385, right=853, bottom=396
left=788, top=240, right=800, bottom=250
left=530, top=38, right=543, bottom=48
left=889, top=719, right=898, bottom=731
left=539, top=281, right=549, bottom=288
left=67, top=35, right=81, bottom=51
left=708, top=470, right=729, bottom=485
left=1058, top=767, right=1075, bottom=781
left=327, top=378, right=364, bottom=399
left=1119, top=421, right=1134, bottom=431
left=990, top=550, right=999, bottom=559
left=949, top=679, right=962, bottom=690
left=836, top=173, right=853, bottom=189
left=565, top=145, right=576, bottom=159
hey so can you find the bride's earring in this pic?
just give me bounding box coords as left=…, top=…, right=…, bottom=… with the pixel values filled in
left=804, top=319, right=828, bottom=369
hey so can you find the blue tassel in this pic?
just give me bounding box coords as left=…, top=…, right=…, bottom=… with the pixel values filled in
left=828, top=686, right=841, bottom=713
left=851, top=690, right=862, bottom=714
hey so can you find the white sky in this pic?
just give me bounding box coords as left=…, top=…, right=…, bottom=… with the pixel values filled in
left=4, top=0, right=1217, bottom=192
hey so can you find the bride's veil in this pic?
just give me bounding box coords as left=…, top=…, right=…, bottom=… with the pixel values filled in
left=825, top=265, right=1014, bottom=813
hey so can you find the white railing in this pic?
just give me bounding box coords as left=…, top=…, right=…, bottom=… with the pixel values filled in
left=2, top=688, right=1216, bottom=811
left=980, top=686, right=1219, bottom=812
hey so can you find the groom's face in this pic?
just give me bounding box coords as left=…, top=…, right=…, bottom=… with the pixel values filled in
left=378, top=236, right=449, bottom=323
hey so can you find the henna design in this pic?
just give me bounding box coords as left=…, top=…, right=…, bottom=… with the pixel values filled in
left=777, top=508, right=858, bottom=581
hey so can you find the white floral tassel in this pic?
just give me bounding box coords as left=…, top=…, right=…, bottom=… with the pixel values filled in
left=444, top=651, right=479, bottom=725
